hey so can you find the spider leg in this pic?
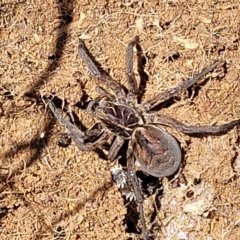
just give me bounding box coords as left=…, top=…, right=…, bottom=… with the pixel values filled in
left=147, top=113, right=240, bottom=134
left=127, top=144, right=147, bottom=240
left=47, top=99, right=108, bottom=151
left=95, top=86, right=115, bottom=101
left=78, top=39, right=126, bottom=100
left=126, top=36, right=139, bottom=101
left=67, top=105, right=76, bottom=124
left=86, top=88, right=115, bottom=115
left=141, top=61, right=219, bottom=111
left=107, top=136, right=124, bottom=160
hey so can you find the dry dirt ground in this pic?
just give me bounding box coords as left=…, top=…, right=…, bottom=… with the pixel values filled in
left=1, top=0, right=240, bottom=239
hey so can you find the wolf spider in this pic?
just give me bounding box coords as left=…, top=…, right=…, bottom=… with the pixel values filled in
left=46, top=36, right=240, bottom=240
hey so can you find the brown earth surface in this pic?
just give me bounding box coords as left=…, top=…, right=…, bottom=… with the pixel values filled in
left=1, top=1, right=240, bottom=239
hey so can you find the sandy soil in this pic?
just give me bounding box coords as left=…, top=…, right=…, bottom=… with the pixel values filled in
left=1, top=0, right=240, bottom=239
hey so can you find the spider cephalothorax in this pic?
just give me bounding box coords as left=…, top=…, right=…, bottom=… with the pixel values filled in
left=95, top=99, right=143, bottom=139
left=45, top=36, right=240, bottom=240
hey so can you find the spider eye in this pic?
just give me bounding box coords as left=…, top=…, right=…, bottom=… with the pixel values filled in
left=132, top=125, right=182, bottom=178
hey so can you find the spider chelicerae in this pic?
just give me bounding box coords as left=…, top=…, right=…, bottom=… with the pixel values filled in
left=45, top=36, right=240, bottom=240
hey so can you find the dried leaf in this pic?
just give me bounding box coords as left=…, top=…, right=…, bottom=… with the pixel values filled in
left=34, top=33, right=41, bottom=43
left=79, top=11, right=86, bottom=23
left=80, top=33, right=92, bottom=40
left=174, top=36, right=199, bottom=50
left=198, top=16, right=212, bottom=24
left=135, top=17, right=144, bottom=30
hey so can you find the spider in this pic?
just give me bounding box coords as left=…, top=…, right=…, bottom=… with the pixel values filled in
left=45, top=36, right=240, bottom=240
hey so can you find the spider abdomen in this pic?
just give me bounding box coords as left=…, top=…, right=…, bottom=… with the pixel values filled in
left=132, top=125, right=182, bottom=177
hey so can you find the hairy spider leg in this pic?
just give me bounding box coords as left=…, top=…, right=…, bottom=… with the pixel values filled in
left=107, top=136, right=125, bottom=160
left=95, top=86, right=115, bottom=101
left=142, top=61, right=219, bottom=111
left=127, top=145, right=148, bottom=240
left=106, top=36, right=141, bottom=160
left=47, top=99, right=108, bottom=151
left=78, top=39, right=126, bottom=101
left=126, top=36, right=140, bottom=101
left=147, top=113, right=240, bottom=134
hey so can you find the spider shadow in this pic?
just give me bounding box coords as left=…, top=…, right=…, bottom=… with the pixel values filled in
left=25, top=1, right=73, bottom=99
left=2, top=0, right=74, bottom=168
left=0, top=0, right=75, bottom=224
